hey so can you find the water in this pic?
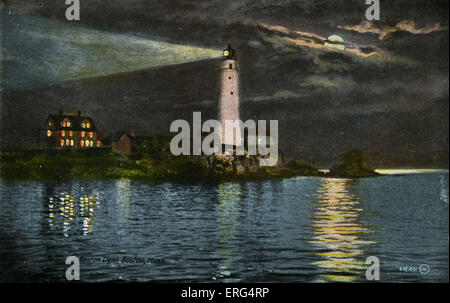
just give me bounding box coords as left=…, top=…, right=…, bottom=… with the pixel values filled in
left=0, top=173, right=448, bottom=282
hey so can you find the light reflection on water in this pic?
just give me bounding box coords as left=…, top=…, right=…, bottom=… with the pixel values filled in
left=309, top=178, right=374, bottom=282
left=0, top=173, right=448, bottom=282
left=217, top=183, right=242, bottom=280
left=116, top=179, right=132, bottom=223
left=47, top=187, right=102, bottom=237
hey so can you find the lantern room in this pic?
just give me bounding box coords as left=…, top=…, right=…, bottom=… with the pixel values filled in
left=223, top=45, right=236, bottom=60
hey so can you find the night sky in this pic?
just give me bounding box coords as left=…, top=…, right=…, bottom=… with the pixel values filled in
left=1, top=0, right=448, bottom=167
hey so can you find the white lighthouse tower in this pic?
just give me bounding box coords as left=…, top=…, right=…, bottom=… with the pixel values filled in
left=218, top=45, right=242, bottom=153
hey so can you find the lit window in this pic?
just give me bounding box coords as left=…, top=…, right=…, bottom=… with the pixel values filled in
left=96, top=140, right=101, bottom=147
left=61, top=130, right=66, bottom=137
left=85, top=140, right=89, bottom=147
left=82, top=122, right=86, bottom=128
left=69, top=131, right=73, bottom=137
left=80, top=140, right=84, bottom=147
left=70, top=140, right=74, bottom=146
left=88, top=132, right=93, bottom=138
left=60, top=139, right=64, bottom=147
left=86, top=122, right=91, bottom=129
left=90, top=141, right=94, bottom=147
left=62, top=118, right=71, bottom=127
left=47, top=130, right=52, bottom=137
left=66, top=139, right=70, bottom=146
left=81, top=131, right=85, bottom=137
left=48, top=122, right=53, bottom=127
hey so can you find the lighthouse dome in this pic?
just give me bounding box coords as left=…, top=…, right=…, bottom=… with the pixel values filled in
left=223, top=45, right=236, bottom=59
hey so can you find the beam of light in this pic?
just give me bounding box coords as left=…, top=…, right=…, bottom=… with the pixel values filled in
left=1, top=12, right=222, bottom=91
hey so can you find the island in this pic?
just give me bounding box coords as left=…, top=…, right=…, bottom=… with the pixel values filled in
left=0, top=134, right=379, bottom=183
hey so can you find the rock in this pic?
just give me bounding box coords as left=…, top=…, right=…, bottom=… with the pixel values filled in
left=327, top=149, right=379, bottom=178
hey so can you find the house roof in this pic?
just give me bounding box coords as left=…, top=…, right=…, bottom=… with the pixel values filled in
left=105, top=131, right=136, bottom=142
left=46, top=114, right=98, bottom=132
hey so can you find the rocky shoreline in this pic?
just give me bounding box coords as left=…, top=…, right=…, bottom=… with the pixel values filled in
left=0, top=146, right=380, bottom=183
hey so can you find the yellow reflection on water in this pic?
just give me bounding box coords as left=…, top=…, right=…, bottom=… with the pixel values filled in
left=375, top=169, right=449, bottom=175
left=116, top=179, right=132, bottom=223
left=310, top=178, right=373, bottom=282
left=56, top=193, right=77, bottom=237
left=217, top=183, right=242, bottom=278
left=48, top=190, right=102, bottom=236
left=80, top=194, right=100, bottom=236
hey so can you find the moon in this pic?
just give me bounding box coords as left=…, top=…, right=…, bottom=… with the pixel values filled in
left=324, top=35, right=346, bottom=50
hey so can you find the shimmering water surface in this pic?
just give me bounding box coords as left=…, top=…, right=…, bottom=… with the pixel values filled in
left=0, top=173, right=448, bottom=282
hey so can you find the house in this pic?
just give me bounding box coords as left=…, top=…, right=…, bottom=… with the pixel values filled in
left=44, top=111, right=103, bottom=149
left=105, top=132, right=135, bottom=154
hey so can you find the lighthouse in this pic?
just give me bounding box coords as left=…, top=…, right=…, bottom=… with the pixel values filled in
left=218, top=45, right=242, bottom=154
